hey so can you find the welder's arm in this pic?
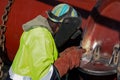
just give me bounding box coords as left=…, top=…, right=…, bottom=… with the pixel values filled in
left=53, top=46, right=85, bottom=77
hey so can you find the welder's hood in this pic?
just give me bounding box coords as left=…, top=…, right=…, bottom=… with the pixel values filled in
left=54, top=17, right=82, bottom=48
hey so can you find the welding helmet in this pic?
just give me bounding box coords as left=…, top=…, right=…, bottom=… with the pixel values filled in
left=47, top=4, right=82, bottom=48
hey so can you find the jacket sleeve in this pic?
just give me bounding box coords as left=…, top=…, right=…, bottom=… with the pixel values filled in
left=40, top=65, right=60, bottom=80
left=50, top=65, right=61, bottom=80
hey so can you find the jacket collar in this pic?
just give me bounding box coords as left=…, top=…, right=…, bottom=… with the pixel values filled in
left=22, top=15, right=53, bottom=34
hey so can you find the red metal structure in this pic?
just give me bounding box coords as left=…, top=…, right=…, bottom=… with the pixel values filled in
left=79, top=0, right=120, bottom=80
left=0, top=0, right=120, bottom=80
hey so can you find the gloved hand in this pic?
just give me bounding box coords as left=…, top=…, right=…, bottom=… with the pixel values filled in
left=54, top=46, right=86, bottom=77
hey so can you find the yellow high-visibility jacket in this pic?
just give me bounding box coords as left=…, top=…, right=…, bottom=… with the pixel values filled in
left=9, top=15, right=58, bottom=80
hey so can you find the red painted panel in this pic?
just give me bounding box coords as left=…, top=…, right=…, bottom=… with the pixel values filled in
left=58, top=0, right=97, bottom=11
left=0, top=0, right=53, bottom=61
left=82, top=1, right=120, bottom=55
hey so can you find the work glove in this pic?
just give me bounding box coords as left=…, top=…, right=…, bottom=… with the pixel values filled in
left=54, top=46, right=86, bottom=77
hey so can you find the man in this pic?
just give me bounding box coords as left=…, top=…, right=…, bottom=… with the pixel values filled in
left=8, top=3, right=85, bottom=80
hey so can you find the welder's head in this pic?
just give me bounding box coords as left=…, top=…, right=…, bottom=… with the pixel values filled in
left=47, top=3, right=78, bottom=33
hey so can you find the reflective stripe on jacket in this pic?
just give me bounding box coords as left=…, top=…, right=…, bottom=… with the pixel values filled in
left=9, top=65, right=54, bottom=80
